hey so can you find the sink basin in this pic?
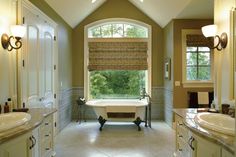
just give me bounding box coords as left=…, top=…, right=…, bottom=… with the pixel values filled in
left=194, top=112, right=235, bottom=136
left=0, top=112, right=31, bottom=132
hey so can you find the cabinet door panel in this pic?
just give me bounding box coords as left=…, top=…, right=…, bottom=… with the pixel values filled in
left=222, top=148, right=234, bottom=157
left=194, top=134, right=221, bottom=157
left=0, top=133, right=31, bottom=157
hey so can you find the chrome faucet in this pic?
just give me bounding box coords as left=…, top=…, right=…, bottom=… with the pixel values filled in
left=140, top=88, right=151, bottom=100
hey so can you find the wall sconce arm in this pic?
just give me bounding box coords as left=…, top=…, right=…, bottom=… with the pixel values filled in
left=1, top=33, right=22, bottom=51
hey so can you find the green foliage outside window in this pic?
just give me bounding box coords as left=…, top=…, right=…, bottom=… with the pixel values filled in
left=186, top=47, right=211, bottom=80
left=89, top=70, right=146, bottom=99
left=88, top=23, right=148, bottom=38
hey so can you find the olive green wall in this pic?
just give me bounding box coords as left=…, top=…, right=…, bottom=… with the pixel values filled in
left=72, top=0, right=163, bottom=87
left=172, top=19, right=213, bottom=108
left=163, top=21, right=174, bottom=91
left=29, top=0, right=73, bottom=90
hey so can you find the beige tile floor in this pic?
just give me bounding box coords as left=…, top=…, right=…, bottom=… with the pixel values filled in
left=55, top=121, right=175, bottom=157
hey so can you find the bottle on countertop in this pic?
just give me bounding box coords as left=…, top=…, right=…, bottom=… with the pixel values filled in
left=4, top=102, right=9, bottom=113
left=7, top=98, right=12, bottom=112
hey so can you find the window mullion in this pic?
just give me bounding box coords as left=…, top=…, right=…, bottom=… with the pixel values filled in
left=196, top=47, right=199, bottom=80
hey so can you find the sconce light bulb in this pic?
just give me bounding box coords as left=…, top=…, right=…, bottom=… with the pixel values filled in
left=201, top=24, right=217, bottom=38
left=10, top=25, right=26, bottom=38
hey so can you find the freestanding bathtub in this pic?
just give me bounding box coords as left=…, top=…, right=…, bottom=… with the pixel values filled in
left=86, top=99, right=148, bottom=131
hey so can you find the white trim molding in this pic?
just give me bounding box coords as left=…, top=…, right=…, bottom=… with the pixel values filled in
left=84, top=18, right=152, bottom=100
left=181, top=29, right=214, bottom=88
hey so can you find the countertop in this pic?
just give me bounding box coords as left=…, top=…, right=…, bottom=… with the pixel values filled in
left=0, top=108, right=57, bottom=144
left=173, top=108, right=235, bottom=154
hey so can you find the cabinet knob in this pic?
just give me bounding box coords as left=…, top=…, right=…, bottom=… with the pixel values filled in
left=177, top=123, right=183, bottom=126
left=45, top=148, right=50, bottom=150
left=45, top=134, right=50, bottom=137
left=45, top=122, right=49, bottom=125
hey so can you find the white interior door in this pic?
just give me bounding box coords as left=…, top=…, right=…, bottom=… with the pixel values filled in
left=20, top=1, right=57, bottom=109
left=22, top=8, right=41, bottom=107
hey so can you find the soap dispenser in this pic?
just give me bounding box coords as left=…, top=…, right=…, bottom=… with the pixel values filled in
left=7, top=98, right=12, bottom=112
left=4, top=102, right=9, bottom=113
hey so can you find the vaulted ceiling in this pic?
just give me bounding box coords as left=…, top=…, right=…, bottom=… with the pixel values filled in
left=44, top=0, right=214, bottom=28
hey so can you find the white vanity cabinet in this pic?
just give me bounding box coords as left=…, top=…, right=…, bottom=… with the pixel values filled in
left=174, top=113, right=234, bottom=157
left=175, top=114, right=195, bottom=157
left=0, top=113, right=55, bottom=157
left=0, top=127, right=39, bottom=157
left=39, top=114, right=55, bottom=157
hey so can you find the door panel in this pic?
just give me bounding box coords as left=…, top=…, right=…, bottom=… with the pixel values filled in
left=42, top=25, right=54, bottom=107
left=22, top=8, right=41, bottom=107
left=28, top=26, right=39, bottom=97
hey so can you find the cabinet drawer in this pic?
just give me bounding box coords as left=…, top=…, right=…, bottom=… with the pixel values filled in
left=41, top=137, right=53, bottom=157
left=40, top=116, right=53, bottom=129
left=177, top=137, right=192, bottom=157
left=177, top=124, right=190, bottom=142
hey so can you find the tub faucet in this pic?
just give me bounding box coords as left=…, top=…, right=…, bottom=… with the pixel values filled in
left=140, top=88, right=151, bottom=100
left=139, top=88, right=152, bottom=128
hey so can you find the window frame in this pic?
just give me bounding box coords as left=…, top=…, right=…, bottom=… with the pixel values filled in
left=88, top=22, right=148, bottom=38
left=84, top=18, right=152, bottom=100
left=182, top=29, right=214, bottom=88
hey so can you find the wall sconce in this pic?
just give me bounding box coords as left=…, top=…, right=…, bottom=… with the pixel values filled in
left=201, top=24, right=228, bottom=51
left=1, top=25, right=26, bottom=51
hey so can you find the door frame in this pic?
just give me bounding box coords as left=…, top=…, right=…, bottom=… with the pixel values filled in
left=16, top=0, right=59, bottom=134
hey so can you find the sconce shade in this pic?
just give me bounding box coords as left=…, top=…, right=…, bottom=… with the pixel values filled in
left=201, top=24, right=228, bottom=51
left=10, top=25, right=26, bottom=38
left=201, top=25, right=217, bottom=38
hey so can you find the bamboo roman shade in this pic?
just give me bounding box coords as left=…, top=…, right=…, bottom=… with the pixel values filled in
left=88, top=41, right=148, bottom=71
left=186, top=34, right=213, bottom=47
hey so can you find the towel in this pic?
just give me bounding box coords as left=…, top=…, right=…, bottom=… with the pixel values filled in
left=197, top=92, right=209, bottom=105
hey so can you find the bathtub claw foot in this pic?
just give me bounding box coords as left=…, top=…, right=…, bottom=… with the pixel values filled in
left=98, top=116, right=106, bottom=131
left=133, top=117, right=142, bottom=131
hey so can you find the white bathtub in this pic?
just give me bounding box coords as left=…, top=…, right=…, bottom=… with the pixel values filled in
left=86, top=99, right=148, bottom=122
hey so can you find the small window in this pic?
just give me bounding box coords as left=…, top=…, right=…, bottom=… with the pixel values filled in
left=182, top=29, right=213, bottom=88
left=88, top=22, right=148, bottom=38
left=186, top=46, right=211, bottom=81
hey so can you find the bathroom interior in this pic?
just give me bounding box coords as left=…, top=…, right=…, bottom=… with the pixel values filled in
left=0, top=0, right=235, bottom=157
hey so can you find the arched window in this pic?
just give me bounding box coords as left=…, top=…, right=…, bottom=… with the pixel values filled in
left=85, top=19, right=151, bottom=99
left=88, top=22, right=148, bottom=38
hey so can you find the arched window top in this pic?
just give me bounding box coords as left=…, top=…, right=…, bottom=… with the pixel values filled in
left=88, top=22, right=148, bottom=38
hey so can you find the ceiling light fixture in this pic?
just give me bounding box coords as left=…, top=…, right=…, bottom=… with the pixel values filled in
left=201, top=24, right=228, bottom=51
left=140, top=0, right=144, bottom=2
left=92, top=0, right=97, bottom=3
